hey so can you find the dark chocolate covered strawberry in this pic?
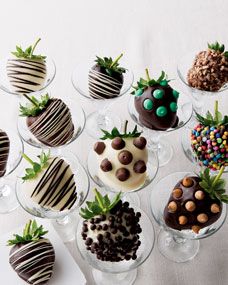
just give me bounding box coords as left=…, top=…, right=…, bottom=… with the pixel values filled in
left=80, top=189, right=142, bottom=262
left=20, top=93, right=74, bottom=147
left=132, top=69, right=179, bottom=130
left=8, top=220, right=55, bottom=285
left=0, top=129, right=10, bottom=177
left=164, top=167, right=228, bottom=233
left=89, top=54, right=126, bottom=99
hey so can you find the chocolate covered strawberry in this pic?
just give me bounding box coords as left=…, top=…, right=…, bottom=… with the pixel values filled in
left=94, top=121, right=148, bottom=191
left=132, top=69, right=179, bottom=130
left=164, top=167, right=228, bottom=233
left=8, top=220, right=55, bottom=285
left=191, top=100, right=228, bottom=170
left=88, top=53, right=126, bottom=99
left=20, top=93, right=74, bottom=147
left=7, top=38, right=47, bottom=94
left=80, top=189, right=142, bottom=262
left=0, top=129, right=10, bottom=177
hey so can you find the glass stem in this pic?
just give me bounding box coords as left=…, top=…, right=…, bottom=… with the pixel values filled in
left=0, top=177, right=7, bottom=198
left=56, top=215, right=70, bottom=226
left=145, top=128, right=160, bottom=151
left=173, top=235, right=186, bottom=244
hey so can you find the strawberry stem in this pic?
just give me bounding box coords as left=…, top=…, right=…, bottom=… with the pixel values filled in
left=31, top=38, right=41, bottom=57
left=93, top=188, right=105, bottom=211
left=145, top=68, right=150, bottom=81
left=214, top=100, right=219, bottom=123
left=110, top=53, right=123, bottom=68
left=23, top=94, right=39, bottom=107
left=22, top=153, right=35, bottom=166
left=212, top=166, right=225, bottom=187
left=124, top=120, right=128, bottom=134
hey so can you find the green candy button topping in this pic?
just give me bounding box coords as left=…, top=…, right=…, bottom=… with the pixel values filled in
left=156, top=106, right=167, bottom=117
left=135, top=88, right=144, bottom=96
left=172, top=89, right=179, bottom=99
left=170, top=102, right=178, bottom=112
left=143, top=99, right=153, bottom=110
left=160, top=80, right=168, bottom=86
left=153, top=89, right=164, bottom=99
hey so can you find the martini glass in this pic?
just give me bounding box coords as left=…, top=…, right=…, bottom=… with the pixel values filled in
left=0, top=130, right=23, bottom=214
left=17, top=93, right=86, bottom=154
left=128, top=92, right=193, bottom=166
left=150, top=171, right=227, bottom=263
left=177, top=51, right=228, bottom=115
left=71, top=56, right=134, bottom=139
left=16, top=150, right=90, bottom=242
left=76, top=205, right=155, bottom=285
left=0, top=55, right=56, bottom=99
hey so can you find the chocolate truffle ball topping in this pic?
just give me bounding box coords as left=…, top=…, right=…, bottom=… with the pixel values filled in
left=94, top=142, right=106, bottom=155
left=111, top=137, right=125, bottom=150
left=133, top=160, right=147, bottom=173
left=118, top=150, right=133, bottom=165
left=133, top=137, right=147, bottom=149
left=172, top=188, right=183, bottom=199
left=116, top=168, right=130, bottom=181
left=100, top=158, right=112, bottom=172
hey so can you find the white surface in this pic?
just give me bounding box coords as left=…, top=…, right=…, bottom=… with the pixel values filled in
left=0, top=218, right=86, bottom=285
left=0, top=1, right=228, bottom=285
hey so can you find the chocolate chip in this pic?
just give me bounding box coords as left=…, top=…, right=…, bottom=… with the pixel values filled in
left=133, top=137, right=147, bottom=149
left=90, top=224, right=96, bottom=230
left=133, top=160, right=147, bottom=173
left=116, top=168, right=130, bottom=181
left=111, top=137, right=125, bottom=150
left=100, top=158, right=112, bottom=172
left=118, top=150, right=133, bottom=165
left=94, top=142, right=106, bottom=155
left=85, top=238, right=93, bottom=245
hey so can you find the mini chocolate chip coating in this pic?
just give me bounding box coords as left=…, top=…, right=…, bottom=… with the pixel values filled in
left=164, top=176, right=222, bottom=231
left=116, top=168, right=130, bottom=181
left=111, top=137, right=125, bottom=150
left=133, top=160, right=147, bottom=173
left=118, top=150, right=133, bottom=165
left=100, top=158, right=112, bottom=172
left=94, top=142, right=106, bottom=155
left=133, top=137, right=147, bottom=149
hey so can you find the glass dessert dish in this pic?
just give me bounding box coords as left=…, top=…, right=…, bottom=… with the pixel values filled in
left=177, top=47, right=228, bottom=115
left=150, top=171, right=227, bottom=263
left=71, top=55, right=134, bottom=139
left=128, top=92, right=193, bottom=166
left=16, top=150, right=90, bottom=242
left=0, top=130, right=23, bottom=214
left=76, top=203, right=155, bottom=285
left=17, top=93, right=86, bottom=153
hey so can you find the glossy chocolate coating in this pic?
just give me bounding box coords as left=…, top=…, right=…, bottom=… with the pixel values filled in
left=134, top=84, right=179, bottom=130
left=0, top=129, right=10, bottom=177
left=164, top=176, right=222, bottom=231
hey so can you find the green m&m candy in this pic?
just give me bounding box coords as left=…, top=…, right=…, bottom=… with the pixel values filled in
left=156, top=106, right=167, bottom=117
left=143, top=99, right=153, bottom=110
left=170, top=102, right=178, bottom=112
left=153, top=89, right=164, bottom=99
left=135, top=88, right=144, bottom=96
left=172, top=89, right=179, bottom=99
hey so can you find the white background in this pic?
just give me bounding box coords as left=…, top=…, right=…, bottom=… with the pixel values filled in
left=0, top=1, right=228, bottom=284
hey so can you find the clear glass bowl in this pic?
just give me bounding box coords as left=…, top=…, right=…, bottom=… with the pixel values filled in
left=150, top=171, right=227, bottom=262
left=177, top=51, right=228, bottom=114
left=0, top=56, right=56, bottom=97
left=17, top=94, right=86, bottom=150
left=76, top=205, right=155, bottom=285
left=0, top=130, right=23, bottom=213
left=71, top=57, right=134, bottom=139
left=128, top=92, right=193, bottom=166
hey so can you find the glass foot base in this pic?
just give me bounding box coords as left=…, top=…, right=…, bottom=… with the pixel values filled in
left=157, top=229, right=200, bottom=263
left=0, top=180, right=18, bottom=214
left=123, top=193, right=140, bottom=207
left=52, top=211, right=78, bottom=242
left=86, top=111, right=121, bottom=139
left=157, top=141, right=173, bottom=167
left=92, top=268, right=137, bottom=285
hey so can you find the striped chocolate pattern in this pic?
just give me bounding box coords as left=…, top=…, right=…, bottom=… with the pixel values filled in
left=28, top=157, right=77, bottom=211
left=9, top=239, right=55, bottom=285
left=0, top=129, right=10, bottom=177
left=7, top=58, right=47, bottom=94
left=88, top=69, right=123, bottom=99
left=27, top=98, right=74, bottom=147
